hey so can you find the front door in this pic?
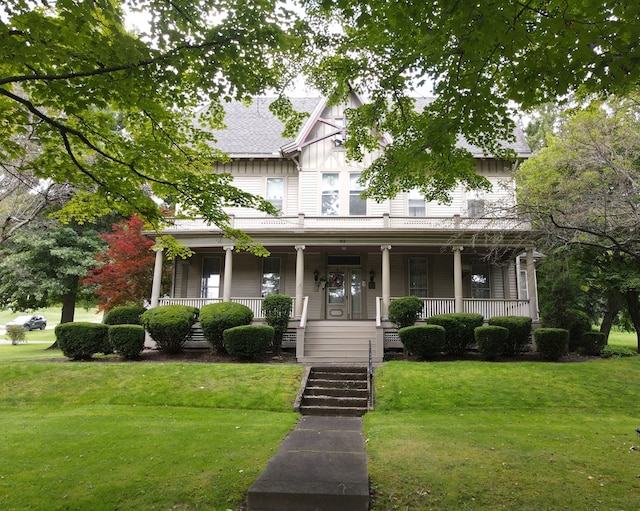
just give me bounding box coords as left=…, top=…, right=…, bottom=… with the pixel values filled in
left=326, top=268, right=363, bottom=319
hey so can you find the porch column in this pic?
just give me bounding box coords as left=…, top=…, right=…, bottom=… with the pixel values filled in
left=453, top=246, right=464, bottom=313
left=526, top=247, right=539, bottom=320
left=294, top=244, right=305, bottom=318
left=381, top=245, right=391, bottom=318
left=222, top=245, right=234, bottom=302
left=150, top=247, right=164, bottom=308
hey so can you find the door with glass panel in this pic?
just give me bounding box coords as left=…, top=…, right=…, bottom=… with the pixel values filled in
left=326, top=268, right=363, bottom=319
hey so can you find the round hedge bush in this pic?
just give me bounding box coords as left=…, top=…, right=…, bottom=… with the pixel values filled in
left=200, top=302, right=254, bottom=354
left=487, top=316, right=532, bottom=356
left=109, top=324, right=145, bottom=359
left=579, top=331, right=607, bottom=356
left=398, top=324, right=446, bottom=359
left=223, top=325, right=274, bottom=359
left=534, top=328, right=569, bottom=361
left=388, top=296, right=424, bottom=328
left=104, top=305, right=147, bottom=325
left=474, top=325, right=509, bottom=361
left=55, top=322, right=110, bottom=360
left=141, top=305, right=198, bottom=354
left=426, top=313, right=484, bottom=355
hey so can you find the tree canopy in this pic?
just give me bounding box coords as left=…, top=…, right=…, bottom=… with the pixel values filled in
left=517, top=97, right=640, bottom=349
left=0, top=218, right=106, bottom=323
left=303, top=1, right=640, bottom=200
left=1, top=0, right=306, bottom=251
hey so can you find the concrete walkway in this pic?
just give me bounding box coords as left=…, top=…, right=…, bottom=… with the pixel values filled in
left=247, top=416, right=369, bottom=511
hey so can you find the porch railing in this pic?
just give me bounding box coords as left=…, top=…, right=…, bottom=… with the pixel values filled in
left=378, top=297, right=531, bottom=323
left=158, top=296, right=298, bottom=320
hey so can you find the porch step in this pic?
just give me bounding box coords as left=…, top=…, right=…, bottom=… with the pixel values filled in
left=299, top=367, right=370, bottom=417
left=300, top=321, right=381, bottom=364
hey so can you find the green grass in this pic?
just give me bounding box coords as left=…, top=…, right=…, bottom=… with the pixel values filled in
left=607, top=329, right=637, bottom=349
left=3, top=344, right=640, bottom=510
left=0, top=350, right=304, bottom=510
left=366, top=359, right=640, bottom=510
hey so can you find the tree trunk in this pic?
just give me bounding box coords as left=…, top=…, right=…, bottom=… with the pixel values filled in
left=600, top=290, right=624, bottom=340
left=49, top=277, right=79, bottom=350
left=623, top=290, right=640, bottom=353
left=60, top=276, right=78, bottom=324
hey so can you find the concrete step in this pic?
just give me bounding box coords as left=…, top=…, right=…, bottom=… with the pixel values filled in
left=305, top=387, right=369, bottom=398
left=298, top=405, right=368, bottom=417
left=306, top=379, right=368, bottom=390
left=301, top=395, right=369, bottom=408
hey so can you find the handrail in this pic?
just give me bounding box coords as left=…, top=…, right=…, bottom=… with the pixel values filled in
left=368, top=340, right=374, bottom=410
left=299, top=296, right=309, bottom=328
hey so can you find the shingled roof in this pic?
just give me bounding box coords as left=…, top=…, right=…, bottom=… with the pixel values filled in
left=203, top=97, right=320, bottom=157
left=204, top=96, right=531, bottom=158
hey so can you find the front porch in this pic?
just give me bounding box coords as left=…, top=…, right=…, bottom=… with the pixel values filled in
left=159, top=296, right=535, bottom=363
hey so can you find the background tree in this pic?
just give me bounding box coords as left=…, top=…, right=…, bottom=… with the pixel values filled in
left=0, top=217, right=106, bottom=324
left=1, top=0, right=307, bottom=253
left=302, top=1, right=640, bottom=201
left=83, top=215, right=171, bottom=313
left=517, top=97, right=640, bottom=351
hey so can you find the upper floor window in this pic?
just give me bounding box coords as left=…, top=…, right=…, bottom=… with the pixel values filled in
left=266, top=177, right=284, bottom=213
left=334, top=118, right=346, bottom=147
left=261, top=257, right=281, bottom=297
left=471, top=259, right=491, bottom=298
left=349, top=173, right=366, bottom=215
left=408, top=189, right=426, bottom=217
left=467, top=190, right=485, bottom=218
left=321, top=173, right=340, bottom=216
left=409, top=258, right=428, bottom=298
left=201, top=257, right=220, bottom=298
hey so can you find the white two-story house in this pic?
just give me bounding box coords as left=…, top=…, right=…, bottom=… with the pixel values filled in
left=147, top=93, right=539, bottom=364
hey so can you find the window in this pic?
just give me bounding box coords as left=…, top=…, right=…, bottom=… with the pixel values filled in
left=334, top=118, right=346, bottom=147
left=201, top=257, right=221, bottom=298
left=519, top=269, right=529, bottom=300
left=349, top=173, right=366, bottom=215
left=261, top=257, right=281, bottom=297
left=408, top=189, right=426, bottom=216
left=467, top=199, right=485, bottom=218
left=471, top=259, right=491, bottom=298
left=266, top=178, right=284, bottom=212
left=409, top=258, right=428, bottom=297
left=321, top=173, right=339, bottom=216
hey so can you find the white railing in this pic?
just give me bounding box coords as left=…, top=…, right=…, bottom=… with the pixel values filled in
left=158, top=296, right=298, bottom=320
left=377, top=297, right=531, bottom=324
left=158, top=214, right=531, bottom=233
left=462, top=298, right=530, bottom=318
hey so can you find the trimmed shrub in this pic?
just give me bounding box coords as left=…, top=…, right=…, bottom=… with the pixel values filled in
left=55, top=322, right=110, bottom=360
left=487, top=316, right=532, bottom=356
left=398, top=324, right=446, bottom=359
left=475, top=325, right=509, bottom=361
left=200, top=302, right=254, bottom=354
left=427, top=313, right=484, bottom=356
left=104, top=305, right=146, bottom=325
left=563, top=309, right=592, bottom=351
left=388, top=296, right=424, bottom=328
left=534, top=328, right=569, bottom=361
left=141, top=305, right=198, bottom=354
left=6, top=325, right=26, bottom=345
left=223, top=325, right=274, bottom=359
left=262, top=294, right=292, bottom=356
left=578, top=331, right=607, bottom=356
left=109, top=324, right=145, bottom=359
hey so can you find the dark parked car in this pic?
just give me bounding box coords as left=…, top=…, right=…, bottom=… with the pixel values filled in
left=5, top=314, right=47, bottom=331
